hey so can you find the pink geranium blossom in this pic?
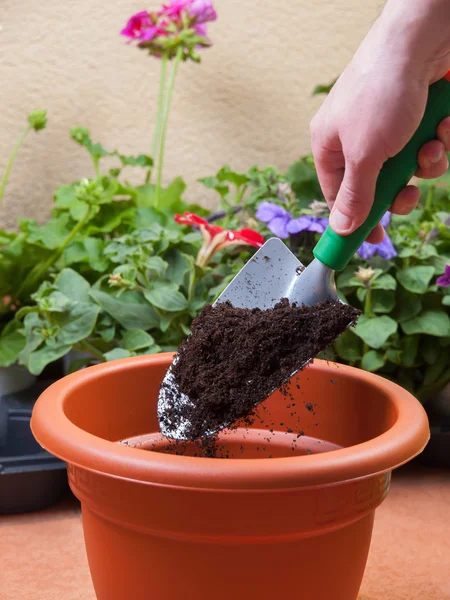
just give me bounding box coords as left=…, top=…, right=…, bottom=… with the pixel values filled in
left=189, top=0, right=217, bottom=23
left=160, top=0, right=216, bottom=26
left=120, top=11, right=153, bottom=40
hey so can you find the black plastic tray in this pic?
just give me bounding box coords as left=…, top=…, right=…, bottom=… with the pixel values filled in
left=0, top=381, right=70, bottom=514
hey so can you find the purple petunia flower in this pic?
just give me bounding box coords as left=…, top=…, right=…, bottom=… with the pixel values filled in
left=255, top=202, right=292, bottom=239
left=437, top=265, right=450, bottom=287
left=287, top=216, right=329, bottom=235
left=357, top=212, right=397, bottom=260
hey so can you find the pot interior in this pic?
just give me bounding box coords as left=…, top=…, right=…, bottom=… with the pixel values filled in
left=120, top=428, right=342, bottom=459
left=61, top=358, right=397, bottom=459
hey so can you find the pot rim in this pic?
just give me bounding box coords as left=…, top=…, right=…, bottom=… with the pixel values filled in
left=31, top=354, right=430, bottom=490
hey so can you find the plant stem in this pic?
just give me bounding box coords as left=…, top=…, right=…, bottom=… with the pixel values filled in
left=364, top=287, right=372, bottom=317
left=75, top=340, right=105, bottom=362
left=148, top=54, right=169, bottom=184
left=425, top=185, right=435, bottom=214
left=155, top=47, right=183, bottom=206
left=0, top=127, right=31, bottom=204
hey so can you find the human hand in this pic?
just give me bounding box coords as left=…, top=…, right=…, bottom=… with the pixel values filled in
left=310, top=0, right=450, bottom=243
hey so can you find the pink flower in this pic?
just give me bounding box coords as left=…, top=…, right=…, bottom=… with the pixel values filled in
left=120, top=11, right=152, bottom=40
left=189, top=0, right=217, bottom=23
left=194, top=22, right=207, bottom=36
left=160, top=0, right=216, bottom=26
left=175, top=212, right=264, bottom=266
left=159, top=0, right=188, bottom=18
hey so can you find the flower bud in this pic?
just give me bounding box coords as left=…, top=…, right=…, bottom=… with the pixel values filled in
left=28, top=110, right=47, bottom=132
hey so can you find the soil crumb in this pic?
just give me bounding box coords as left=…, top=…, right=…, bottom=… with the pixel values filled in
left=159, top=299, right=360, bottom=445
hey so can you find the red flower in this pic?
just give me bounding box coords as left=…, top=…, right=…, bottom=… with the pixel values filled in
left=174, top=212, right=264, bottom=266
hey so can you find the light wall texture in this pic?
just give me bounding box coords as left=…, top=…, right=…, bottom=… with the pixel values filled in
left=1, top=0, right=381, bottom=229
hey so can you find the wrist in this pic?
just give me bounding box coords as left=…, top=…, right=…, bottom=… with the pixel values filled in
left=378, top=0, right=450, bottom=82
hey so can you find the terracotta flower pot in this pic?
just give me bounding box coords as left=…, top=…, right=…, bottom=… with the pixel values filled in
left=31, top=354, right=429, bottom=600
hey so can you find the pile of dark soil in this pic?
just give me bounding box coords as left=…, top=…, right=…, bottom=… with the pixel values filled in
left=159, top=298, right=360, bottom=447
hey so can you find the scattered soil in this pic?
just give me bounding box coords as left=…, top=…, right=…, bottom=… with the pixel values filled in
left=159, top=298, right=360, bottom=446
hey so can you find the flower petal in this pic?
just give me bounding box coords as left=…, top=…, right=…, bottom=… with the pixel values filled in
left=174, top=212, right=209, bottom=227
left=287, top=216, right=329, bottom=234
left=357, top=242, right=376, bottom=260
left=266, top=216, right=290, bottom=239
left=233, top=228, right=264, bottom=247
left=375, top=234, right=397, bottom=259
left=189, top=0, right=217, bottom=23
left=255, top=202, right=291, bottom=223
left=380, top=212, right=392, bottom=228
left=437, top=274, right=450, bottom=287
left=120, top=11, right=152, bottom=39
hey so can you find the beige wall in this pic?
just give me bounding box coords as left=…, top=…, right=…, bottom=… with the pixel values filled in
left=1, top=0, right=380, bottom=229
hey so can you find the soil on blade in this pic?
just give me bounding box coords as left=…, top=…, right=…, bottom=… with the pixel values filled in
left=159, top=298, right=360, bottom=445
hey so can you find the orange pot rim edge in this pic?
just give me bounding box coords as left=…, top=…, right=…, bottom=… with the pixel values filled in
left=31, top=354, right=430, bottom=490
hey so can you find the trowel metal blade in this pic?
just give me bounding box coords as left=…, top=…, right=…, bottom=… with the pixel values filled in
left=157, top=238, right=340, bottom=441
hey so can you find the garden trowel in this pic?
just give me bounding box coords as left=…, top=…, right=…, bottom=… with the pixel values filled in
left=158, top=72, right=450, bottom=441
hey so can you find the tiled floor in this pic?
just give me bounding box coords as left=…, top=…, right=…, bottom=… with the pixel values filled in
left=0, top=465, right=449, bottom=600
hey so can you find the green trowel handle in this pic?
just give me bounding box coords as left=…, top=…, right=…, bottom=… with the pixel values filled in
left=313, top=73, right=450, bottom=272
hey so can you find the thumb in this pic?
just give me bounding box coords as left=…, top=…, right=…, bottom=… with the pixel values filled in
left=329, top=158, right=380, bottom=235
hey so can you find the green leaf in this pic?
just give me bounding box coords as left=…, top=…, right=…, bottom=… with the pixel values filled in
left=286, top=158, right=322, bottom=204
left=443, top=295, right=450, bottom=306
left=63, top=237, right=109, bottom=272
left=25, top=213, right=72, bottom=249
left=371, top=290, right=396, bottom=314
left=216, top=166, right=250, bottom=188
left=356, top=287, right=367, bottom=303
left=144, top=284, right=188, bottom=312
left=146, top=256, right=168, bottom=280
left=0, top=326, right=26, bottom=367
left=354, top=315, right=397, bottom=349
left=386, top=349, right=403, bottom=365
left=362, top=350, right=385, bottom=372
left=312, top=78, right=338, bottom=95
left=121, top=329, right=155, bottom=351
left=337, top=267, right=361, bottom=290
left=393, top=287, right=422, bottom=322
left=421, top=337, right=440, bottom=364
left=423, top=350, right=450, bottom=386
left=372, top=274, right=397, bottom=291
left=165, top=250, right=195, bottom=288
left=69, top=199, right=89, bottom=221
left=56, top=304, right=100, bottom=345
left=103, top=348, right=131, bottom=362
left=90, top=290, right=160, bottom=330
left=158, top=177, right=186, bottom=210
left=118, top=153, right=153, bottom=168
left=38, top=291, right=71, bottom=313
left=26, top=343, right=72, bottom=375
left=133, top=207, right=167, bottom=229
left=401, top=310, right=450, bottom=337
left=55, top=268, right=91, bottom=303
left=403, top=335, right=420, bottom=367
left=54, top=184, right=77, bottom=208
left=397, top=266, right=435, bottom=294
left=198, top=176, right=229, bottom=198
left=135, top=184, right=156, bottom=208
left=334, top=329, right=362, bottom=361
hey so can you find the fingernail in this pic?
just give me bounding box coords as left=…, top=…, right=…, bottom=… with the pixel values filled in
left=429, top=147, right=444, bottom=164
left=330, top=209, right=353, bottom=232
